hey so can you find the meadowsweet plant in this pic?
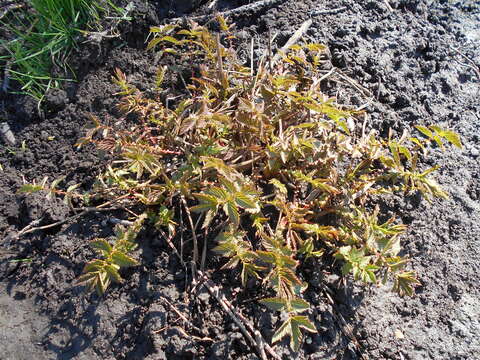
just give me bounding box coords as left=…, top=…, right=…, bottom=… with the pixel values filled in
left=77, top=214, right=146, bottom=294
left=22, top=17, right=461, bottom=351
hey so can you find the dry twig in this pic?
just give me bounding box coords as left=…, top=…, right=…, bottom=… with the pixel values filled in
left=181, top=195, right=199, bottom=269
left=383, top=0, right=393, bottom=12
left=272, top=19, right=312, bottom=65
left=4, top=206, right=119, bottom=243
left=159, top=296, right=206, bottom=335
left=197, top=271, right=281, bottom=360
left=334, top=68, right=374, bottom=99
left=449, top=46, right=480, bottom=81
left=168, top=0, right=288, bottom=24
left=310, top=6, right=348, bottom=16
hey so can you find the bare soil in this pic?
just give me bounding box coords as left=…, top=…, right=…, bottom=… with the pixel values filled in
left=0, top=1, right=479, bottom=359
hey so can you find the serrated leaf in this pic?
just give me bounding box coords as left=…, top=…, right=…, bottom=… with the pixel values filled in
left=290, top=297, right=310, bottom=313
left=260, top=297, right=288, bottom=312
left=212, top=241, right=235, bottom=255
left=221, top=256, right=240, bottom=270
left=257, top=251, right=276, bottom=264
left=234, top=193, right=258, bottom=210
left=18, top=184, right=44, bottom=193
left=290, top=319, right=303, bottom=351
left=225, top=201, right=240, bottom=226
left=367, top=269, right=377, bottom=283
left=341, top=261, right=353, bottom=275
left=111, top=251, right=138, bottom=267
left=292, top=315, right=317, bottom=333
left=393, top=271, right=420, bottom=296
left=206, top=187, right=229, bottom=201
left=201, top=156, right=241, bottom=182
left=90, top=239, right=112, bottom=254
left=76, top=272, right=97, bottom=284
left=299, top=224, right=338, bottom=239
left=105, top=264, right=123, bottom=283
left=269, top=178, right=288, bottom=195
left=415, top=125, right=433, bottom=139
left=202, top=209, right=216, bottom=229
left=95, top=272, right=107, bottom=295
left=190, top=202, right=217, bottom=213
left=272, top=319, right=291, bottom=344
left=219, top=177, right=236, bottom=193
left=83, top=259, right=106, bottom=273
left=440, top=130, right=462, bottom=148
left=149, top=24, right=176, bottom=34
left=192, top=193, right=218, bottom=212
left=241, top=262, right=263, bottom=286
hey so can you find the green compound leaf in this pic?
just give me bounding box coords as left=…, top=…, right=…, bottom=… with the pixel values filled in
left=83, top=259, right=106, bottom=273
left=290, top=297, right=310, bottom=313
left=393, top=271, right=421, bottom=297
left=291, top=315, right=317, bottom=333
left=260, top=297, right=288, bottom=312
left=111, top=251, right=138, bottom=268
left=18, top=184, right=44, bottom=193
left=439, top=129, right=462, bottom=148
left=225, top=200, right=240, bottom=226
left=272, top=318, right=291, bottom=344
left=105, top=264, right=123, bottom=283
left=76, top=272, right=97, bottom=284
left=290, top=319, right=303, bottom=351
left=95, top=272, right=108, bottom=296
left=234, top=193, right=258, bottom=210
left=414, top=125, right=434, bottom=139
left=90, top=239, right=113, bottom=254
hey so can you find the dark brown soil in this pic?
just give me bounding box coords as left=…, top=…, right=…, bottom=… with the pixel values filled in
left=1, top=1, right=479, bottom=359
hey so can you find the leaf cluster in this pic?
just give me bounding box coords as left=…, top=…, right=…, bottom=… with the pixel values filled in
left=77, top=214, right=146, bottom=295
left=67, top=18, right=462, bottom=351
left=18, top=175, right=81, bottom=208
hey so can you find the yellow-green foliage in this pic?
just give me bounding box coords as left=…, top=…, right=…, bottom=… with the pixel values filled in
left=31, top=17, right=460, bottom=351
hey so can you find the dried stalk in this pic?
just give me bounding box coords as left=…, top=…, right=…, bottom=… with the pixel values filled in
left=334, top=68, right=374, bottom=99
left=310, top=6, right=348, bottom=16
left=168, top=0, right=288, bottom=24
left=383, top=0, right=393, bottom=12
left=197, top=271, right=281, bottom=360
left=272, top=19, right=312, bottom=65
left=181, top=195, right=199, bottom=268
left=4, top=206, right=119, bottom=243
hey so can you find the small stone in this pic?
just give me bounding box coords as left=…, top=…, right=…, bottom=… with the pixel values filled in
left=40, top=131, right=49, bottom=141
left=470, top=147, right=479, bottom=157
left=0, top=122, right=16, bottom=145
left=394, top=329, right=405, bottom=339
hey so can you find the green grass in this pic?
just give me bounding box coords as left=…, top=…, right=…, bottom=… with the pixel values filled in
left=0, top=0, right=125, bottom=102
